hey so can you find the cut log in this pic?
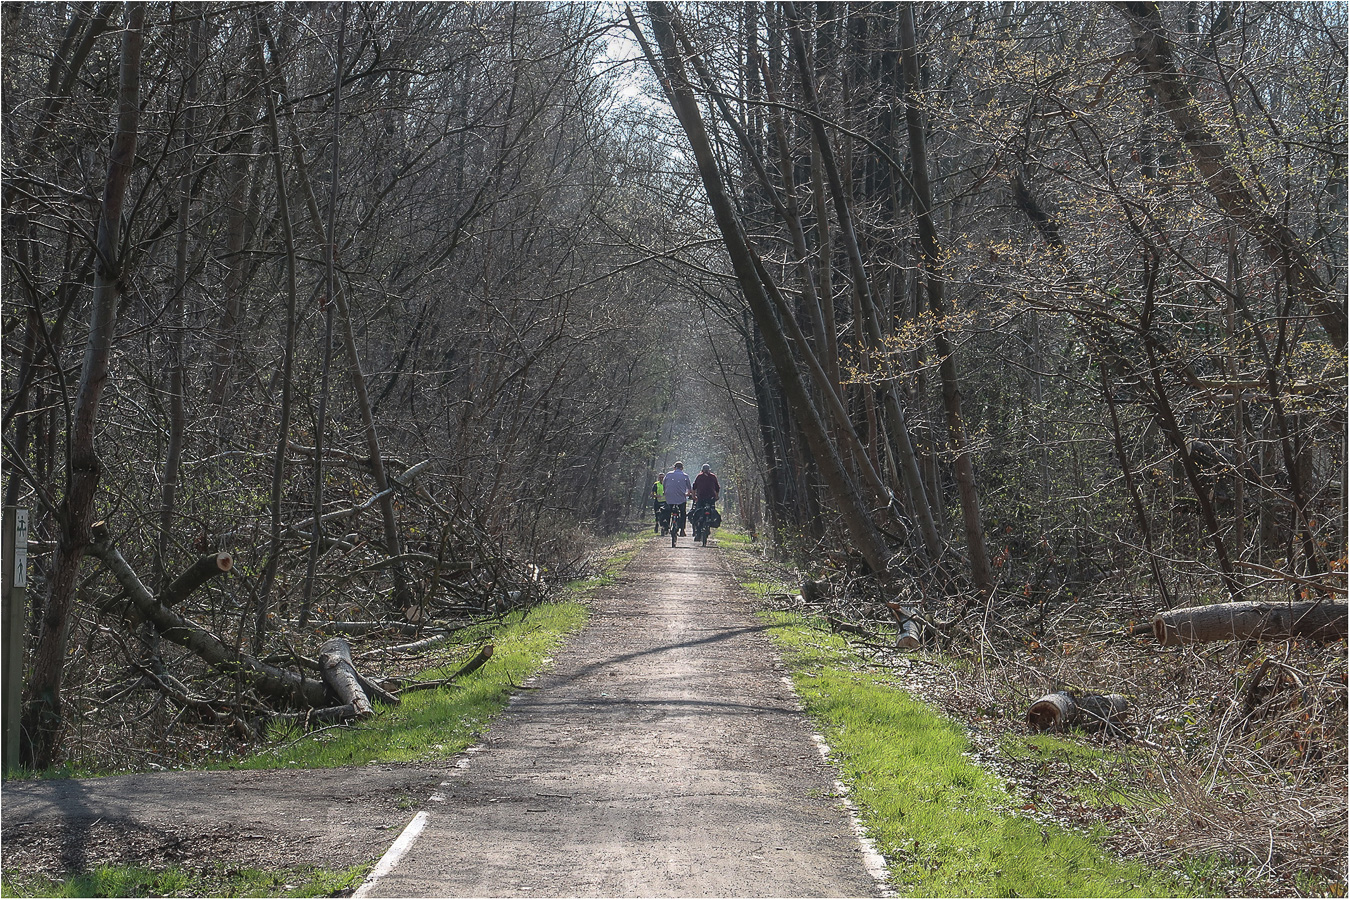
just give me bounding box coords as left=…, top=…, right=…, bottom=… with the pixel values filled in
left=1027, top=692, right=1130, bottom=733
left=451, top=643, right=494, bottom=680
left=1075, top=694, right=1130, bottom=731
left=88, top=526, right=329, bottom=708
left=355, top=672, right=400, bottom=707
left=358, top=629, right=459, bottom=659
left=801, top=579, right=828, bottom=605
left=1027, top=692, right=1077, bottom=732
left=161, top=552, right=233, bottom=607
left=886, top=602, right=923, bottom=650
left=1152, top=599, right=1348, bottom=646
left=318, top=638, right=373, bottom=719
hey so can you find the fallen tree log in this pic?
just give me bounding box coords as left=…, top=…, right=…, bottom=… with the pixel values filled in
left=355, top=672, right=400, bottom=707
left=1076, top=693, right=1130, bottom=730
left=88, top=524, right=329, bottom=708
left=357, top=629, right=459, bottom=659
left=1027, top=691, right=1129, bottom=733
left=318, top=639, right=373, bottom=719
left=801, top=579, right=829, bottom=605
left=1027, top=692, right=1076, bottom=732
left=1152, top=599, right=1348, bottom=646
left=450, top=642, right=494, bottom=680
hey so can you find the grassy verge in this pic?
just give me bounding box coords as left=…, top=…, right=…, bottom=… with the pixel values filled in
left=0, top=863, right=368, bottom=898
left=235, top=531, right=645, bottom=770
left=712, top=529, right=755, bottom=550
left=758, top=609, right=1188, bottom=897
left=232, top=600, right=589, bottom=769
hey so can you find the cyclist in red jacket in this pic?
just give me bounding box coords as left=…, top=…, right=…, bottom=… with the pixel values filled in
left=692, top=464, right=719, bottom=504
left=689, top=464, right=721, bottom=544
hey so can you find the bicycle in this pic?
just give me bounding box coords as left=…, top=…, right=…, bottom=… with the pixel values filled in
left=666, top=502, right=686, bottom=547
left=690, top=498, right=717, bottom=546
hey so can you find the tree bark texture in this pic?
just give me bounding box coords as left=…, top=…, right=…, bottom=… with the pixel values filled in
left=1153, top=600, right=1348, bottom=646
left=161, top=552, right=234, bottom=608
left=22, top=3, right=146, bottom=771
left=318, top=638, right=373, bottom=719
left=1027, top=692, right=1129, bottom=733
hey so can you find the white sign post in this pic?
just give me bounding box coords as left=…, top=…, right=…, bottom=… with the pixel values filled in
left=3, top=506, right=29, bottom=776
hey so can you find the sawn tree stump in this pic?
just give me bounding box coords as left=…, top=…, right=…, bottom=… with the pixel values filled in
left=1027, top=691, right=1129, bottom=733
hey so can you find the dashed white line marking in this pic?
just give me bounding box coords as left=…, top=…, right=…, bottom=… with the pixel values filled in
left=352, top=810, right=429, bottom=898
left=810, top=724, right=893, bottom=895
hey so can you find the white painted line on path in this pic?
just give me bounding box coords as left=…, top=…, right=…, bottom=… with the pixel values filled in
left=354, top=742, right=486, bottom=896
left=352, top=810, right=429, bottom=898
left=810, top=727, right=894, bottom=896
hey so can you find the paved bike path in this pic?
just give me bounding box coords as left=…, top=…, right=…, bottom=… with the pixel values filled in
left=357, top=535, right=883, bottom=897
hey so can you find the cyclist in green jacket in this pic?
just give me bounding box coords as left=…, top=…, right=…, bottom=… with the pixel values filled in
left=651, top=477, right=666, bottom=534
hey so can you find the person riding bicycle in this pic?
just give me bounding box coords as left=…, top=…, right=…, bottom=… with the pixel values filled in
left=689, top=464, right=720, bottom=537
left=651, top=476, right=666, bottom=534
left=661, top=462, right=692, bottom=537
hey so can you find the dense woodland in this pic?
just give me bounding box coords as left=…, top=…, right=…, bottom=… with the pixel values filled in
left=1, top=0, right=1346, bottom=889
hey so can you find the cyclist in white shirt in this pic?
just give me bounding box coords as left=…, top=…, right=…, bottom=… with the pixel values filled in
left=661, top=462, right=693, bottom=537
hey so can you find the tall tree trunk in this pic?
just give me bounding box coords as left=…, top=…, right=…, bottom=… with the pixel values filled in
left=156, top=11, right=201, bottom=590
left=782, top=1, right=944, bottom=563
left=896, top=3, right=994, bottom=598
left=300, top=6, right=349, bottom=628
left=263, top=19, right=411, bottom=607
left=207, top=10, right=262, bottom=411
left=1138, top=259, right=1243, bottom=602
left=638, top=2, right=895, bottom=577
left=21, top=3, right=145, bottom=770
left=252, top=11, right=303, bottom=652
left=1101, top=363, right=1173, bottom=608
left=745, top=316, right=789, bottom=543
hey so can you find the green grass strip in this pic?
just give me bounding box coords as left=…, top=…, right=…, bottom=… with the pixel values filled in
left=0, top=862, right=369, bottom=898
left=233, top=600, right=588, bottom=770
left=759, top=610, right=1187, bottom=898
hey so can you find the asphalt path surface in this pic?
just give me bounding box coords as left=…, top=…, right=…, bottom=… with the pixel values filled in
left=3, top=534, right=885, bottom=897
left=358, top=535, right=883, bottom=897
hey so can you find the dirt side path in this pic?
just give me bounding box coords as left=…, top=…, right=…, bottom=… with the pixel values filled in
left=359, top=536, right=882, bottom=898
left=1, top=762, right=447, bottom=880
